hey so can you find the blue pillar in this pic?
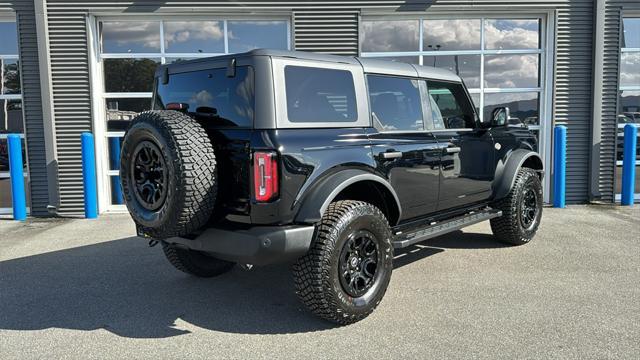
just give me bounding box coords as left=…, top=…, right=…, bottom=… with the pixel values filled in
left=81, top=132, right=98, bottom=219
left=553, top=125, right=567, bottom=208
left=7, top=134, right=27, bottom=221
left=621, top=124, right=638, bottom=206
left=109, top=137, right=123, bottom=204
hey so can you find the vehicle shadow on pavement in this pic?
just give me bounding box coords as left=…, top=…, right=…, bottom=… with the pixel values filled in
left=0, top=231, right=505, bottom=338
left=393, top=230, right=508, bottom=268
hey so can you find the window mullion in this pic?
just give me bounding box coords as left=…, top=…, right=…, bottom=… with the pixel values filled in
left=479, top=17, right=485, bottom=122
left=159, top=20, right=165, bottom=55
left=287, top=19, right=292, bottom=50
left=419, top=18, right=424, bottom=66
left=224, top=20, right=229, bottom=54
left=483, top=87, right=543, bottom=93
left=103, top=92, right=152, bottom=98
left=0, top=94, right=22, bottom=100
left=159, top=20, right=166, bottom=64
left=100, top=53, right=162, bottom=59
left=106, top=131, right=126, bottom=137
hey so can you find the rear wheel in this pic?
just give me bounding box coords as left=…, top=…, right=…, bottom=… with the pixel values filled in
left=491, top=168, right=543, bottom=245
left=162, top=244, right=235, bottom=278
left=293, top=200, right=393, bottom=325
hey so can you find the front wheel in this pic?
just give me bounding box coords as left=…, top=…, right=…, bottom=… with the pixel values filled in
left=293, top=200, right=393, bottom=325
left=491, top=168, right=543, bottom=245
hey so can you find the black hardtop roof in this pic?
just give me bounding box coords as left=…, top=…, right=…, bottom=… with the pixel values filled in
left=157, top=49, right=461, bottom=82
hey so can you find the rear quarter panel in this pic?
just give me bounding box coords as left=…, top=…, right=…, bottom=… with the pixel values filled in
left=250, top=128, right=375, bottom=225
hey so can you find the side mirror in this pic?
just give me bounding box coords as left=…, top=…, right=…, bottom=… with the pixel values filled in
left=491, top=106, right=510, bottom=127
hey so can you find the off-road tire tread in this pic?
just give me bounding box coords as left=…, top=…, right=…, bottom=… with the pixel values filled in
left=162, top=244, right=234, bottom=278
left=292, top=200, right=392, bottom=325
left=123, top=110, right=217, bottom=239
left=490, top=167, right=542, bottom=245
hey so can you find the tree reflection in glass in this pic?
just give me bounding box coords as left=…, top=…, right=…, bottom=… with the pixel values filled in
left=103, top=59, right=160, bottom=93
left=483, top=92, right=539, bottom=125
left=2, top=59, right=20, bottom=94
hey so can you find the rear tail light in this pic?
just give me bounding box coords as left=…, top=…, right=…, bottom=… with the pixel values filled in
left=166, top=102, right=189, bottom=111
left=253, top=151, right=279, bottom=202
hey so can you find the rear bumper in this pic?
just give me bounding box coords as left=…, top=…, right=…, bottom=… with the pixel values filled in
left=161, top=225, right=316, bottom=266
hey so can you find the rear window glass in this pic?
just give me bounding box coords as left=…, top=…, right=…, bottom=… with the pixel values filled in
left=284, top=65, right=357, bottom=123
left=155, top=66, right=254, bottom=127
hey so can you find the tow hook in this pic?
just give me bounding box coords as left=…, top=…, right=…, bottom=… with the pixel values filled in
left=239, top=263, right=254, bottom=271
left=148, top=239, right=159, bottom=247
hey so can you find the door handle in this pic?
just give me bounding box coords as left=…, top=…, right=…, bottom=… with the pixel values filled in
left=445, top=147, right=461, bottom=154
left=382, top=151, right=403, bottom=159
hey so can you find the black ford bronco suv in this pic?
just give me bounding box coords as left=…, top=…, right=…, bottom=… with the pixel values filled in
left=121, top=49, right=543, bottom=325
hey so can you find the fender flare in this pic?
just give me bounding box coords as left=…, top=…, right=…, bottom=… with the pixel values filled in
left=294, top=169, right=402, bottom=225
left=492, top=149, right=544, bottom=200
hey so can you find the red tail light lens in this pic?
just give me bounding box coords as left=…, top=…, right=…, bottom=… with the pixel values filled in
left=166, top=102, right=188, bottom=111
left=253, top=151, right=279, bottom=202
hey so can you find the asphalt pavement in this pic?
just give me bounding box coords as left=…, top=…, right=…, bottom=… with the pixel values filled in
left=0, top=206, right=638, bottom=359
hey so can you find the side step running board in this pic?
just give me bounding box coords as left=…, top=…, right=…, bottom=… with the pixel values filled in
left=392, top=208, right=502, bottom=249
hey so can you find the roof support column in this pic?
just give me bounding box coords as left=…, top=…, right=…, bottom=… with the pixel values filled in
left=34, top=0, right=60, bottom=213
left=589, top=0, right=607, bottom=202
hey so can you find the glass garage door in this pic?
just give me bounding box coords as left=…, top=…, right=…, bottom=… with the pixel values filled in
left=360, top=15, right=550, bottom=199
left=95, top=18, right=290, bottom=209
left=616, top=17, right=640, bottom=203
left=0, top=19, right=28, bottom=215
left=361, top=17, right=545, bottom=134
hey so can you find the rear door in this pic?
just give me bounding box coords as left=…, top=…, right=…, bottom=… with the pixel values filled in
left=154, top=62, right=255, bottom=221
left=424, top=80, right=495, bottom=210
left=366, top=74, right=441, bottom=221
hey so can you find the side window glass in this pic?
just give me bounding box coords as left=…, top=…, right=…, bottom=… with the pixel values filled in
left=367, top=75, right=423, bottom=131
left=284, top=66, right=357, bottom=123
left=426, top=80, right=476, bottom=129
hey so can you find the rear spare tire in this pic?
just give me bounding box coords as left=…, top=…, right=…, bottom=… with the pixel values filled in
left=120, top=110, right=217, bottom=239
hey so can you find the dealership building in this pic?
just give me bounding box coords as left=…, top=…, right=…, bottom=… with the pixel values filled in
left=0, top=0, right=638, bottom=217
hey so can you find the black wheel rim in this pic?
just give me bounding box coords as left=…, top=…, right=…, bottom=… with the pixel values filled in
left=339, top=230, right=379, bottom=298
left=131, top=140, right=167, bottom=211
left=520, top=187, right=539, bottom=230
